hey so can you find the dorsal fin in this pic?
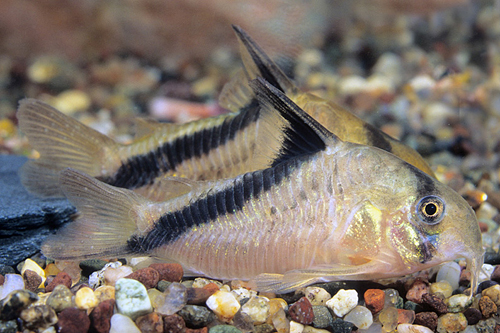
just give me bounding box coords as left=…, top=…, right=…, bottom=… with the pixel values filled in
left=133, top=118, right=174, bottom=139
left=250, top=78, right=338, bottom=166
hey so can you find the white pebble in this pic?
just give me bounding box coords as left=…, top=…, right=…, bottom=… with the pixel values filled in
left=338, top=75, right=367, bottom=96
left=344, top=305, right=373, bottom=329
left=272, top=308, right=290, bottom=333
left=206, top=290, right=240, bottom=321
left=302, top=326, right=330, bottom=333
left=0, top=274, right=25, bottom=300
left=115, top=278, right=152, bottom=320
left=397, top=323, right=433, bottom=333
left=290, top=320, right=305, bottom=333
left=436, top=262, right=461, bottom=290
left=326, top=289, right=358, bottom=317
left=358, top=322, right=382, bottom=333
left=479, top=264, right=495, bottom=282
left=109, top=313, right=141, bottom=333
left=304, top=287, right=331, bottom=306
left=240, top=296, right=270, bottom=324
left=231, top=287, right=257, bottom=302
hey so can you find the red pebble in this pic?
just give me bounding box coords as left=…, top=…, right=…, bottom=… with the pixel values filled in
left=397, top=309, right=415, bottom=324
left=163, top=314, right=186, bottom=333
left=288, top=297, right=314, bottom=325
left=0, top=274, right=4, bottom=285
left=126, top=267, right=160, bottom=289
left=149, top=263, right=183, bottom=282
left=187, top=287, right=214, bottom=305
left=23, top=269, right=42, bottom=292
left=57, top=308, right=90, bottom=333
left=45, top=272, right=72, bottom=292
left=90, top=299, right=115, bottom=333
left=202, top=283, right=220, bottom=294
left=136, top=312, right=164, bottom=333
left=491, top=266, right=500, bottom=284
left=364, top=289, right=385, bottom=314
left=414, top=312, right=438, bottom=331
left=405, top=279, right=429, bottom=303
left=421, top=294, right=447, bottom=314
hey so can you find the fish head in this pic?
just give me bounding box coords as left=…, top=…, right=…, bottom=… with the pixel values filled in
left=336, top=144, right=483, bottom=294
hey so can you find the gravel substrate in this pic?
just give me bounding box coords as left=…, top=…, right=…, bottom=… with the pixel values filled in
left=2, top=1, right=500, bottom=332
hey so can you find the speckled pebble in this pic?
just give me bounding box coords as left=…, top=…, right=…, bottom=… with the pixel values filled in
left=304, top=287, right=331, bottom=306
left=209, top=324, right=243, bottom=333
left=364, top=289, right=385, bottom=314
left=19, top=304, right=58, bottom=332
left=163, top=314, right=186, bottom=333
left=311, top=305, right=333, bottom=329
left=21, top=259, right=46, bottom=284
left=178, top=304, right=216, bottom=328
left=330, top=319, right=355, bottom=333
left=476, top=318, right=496, bottom=332
left=0, top=320, right=17, bottom=333
left=0, top=289, right=38, bottom=320
left=463, top=307, right=482, bottom=325
left=482, top=284, right=500, bottom=305
left=344, top=305, right=373, bottom=329
left=437, top=313, right=467, bottom=333
left=326, top=289, right=358, bottom=317
left=446, top=294, right=472, bottom=312
left=414, top=312, right=438, bottom=331
left=136, top=312, right=164, bottom=333
left=115, top=278, right=152, bottom=320
left=57, top=307, right=90, bottom=333
left=126, top=267, right=160, bottom=289
left=254, top=323, right=274, bottom=333
left=479, top=295, right=497, bottom=318
left=436, top=262, right=461, bottom=290
left=109, top=313, right=141, bottom=333
left=397, top=323, right=434, bottom=333
left=422, top=293, right=447, bottom=314
left=46, top=284, right=74, bottom=312
left=406, top=279, right=430, bottom=303
left=75, top=286, right=98, bottom=310
left=23, top=269, right=42, bottom=292
left=206, top=290, right=240, bottom=321
left=89, top=301, right=114, bottom=333
left=241, top=296, right=270, bottom=324
left=45, top=272, right=72, bottom=292
left=289, top=297, right=314, bottom=325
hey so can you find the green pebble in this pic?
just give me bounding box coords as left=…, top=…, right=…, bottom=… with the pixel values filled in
left=157, top=280, right=172, bottom=292
left=178, top=305, right=216, bottom=328
left=312, top=306, right=334, bottom=328
left=209, top=325, right=243, bottom=333
left=253, top=323, right=274, bottom=333
left=46, top=285, right=74, bottom=312
left=395, top=296, right=404, bottom=309
left=0, top=319, right=17, bottom=333
left=115, top=278, right=152, bottom=320
left=331, top=319, right=355, bottom=333
left=403, top=301, right=420, bottom=312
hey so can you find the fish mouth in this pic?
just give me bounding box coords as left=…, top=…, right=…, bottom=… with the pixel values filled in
left=418, top=237, right=437, bottom=264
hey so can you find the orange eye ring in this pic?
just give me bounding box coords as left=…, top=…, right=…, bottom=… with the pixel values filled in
left=417, top=195, right=445, bottom=225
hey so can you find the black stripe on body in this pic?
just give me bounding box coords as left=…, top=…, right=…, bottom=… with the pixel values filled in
left=127, top=156, right=303, bottom=253
left=101, top=101, right=260, bottom=189
left=363, top=123, right=393, bottom=153
left=408, top=163, right=436, bottom=197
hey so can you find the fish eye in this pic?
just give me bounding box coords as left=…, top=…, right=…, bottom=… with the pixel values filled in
left=416, top=195, right=445, bottom=225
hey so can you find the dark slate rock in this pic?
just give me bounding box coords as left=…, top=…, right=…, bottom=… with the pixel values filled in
left=0, top=155, right=75, bottom=266
left=79, top=259, right=108, bottom=278
left=484, top=250, right=500, bottom=265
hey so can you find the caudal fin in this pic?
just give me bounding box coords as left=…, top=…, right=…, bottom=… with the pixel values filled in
left=41, top=168, right=147, bottom=260
left=17, top=99, right=120, bottom=198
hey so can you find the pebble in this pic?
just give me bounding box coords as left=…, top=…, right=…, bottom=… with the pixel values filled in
left=0, top=289, right=38, bottom=320
left=192, top=278, right=223, bottom=289
left=0, top=320, right=17, bottom=333
left=476, top=318, right=496, bottom=332
left=397, top=309, right=415, bottom=325
left=126, top=267, right=160, bottom=289
left=479, top=295, right=497, bottom=318
left=482, top=284, right=500, bottom=305
left=46, top=284, right=74, bottom=312
left=75, top=286, right=98, bottom=310
left=436, top=313, right=467, bottom=333
left=23, top=269, right=42, bottom=292
left=326, top=289, right=358, bottom=317
left=241, top=296, right=270, bottom=324
left=206, top=290, right=241, bottom=321
left=157, top=282, right=187, bottom=316
left=463, top=307, right=482, bottom=325
left=397, top=323, right=433, bottom=333
left=446, top=294, right=472, bottom=312
left=289, top=321, right=305, bottom=333
left=187, top=287, right=215, bottom=305
left=94, top=285, right=115, bottom=303
left=79, top=259, right=108, bottom=278
left=477, top=280, right=498, bottom=293
left=19, top=304, right=58, bottom=332
left=52, top=90, right=91, bottom=115
left=109, top=313, right=141, bottom=333
left=88, top=261, right=122, bottom=289
left=104, top=265, right=134, bottom=286
left=115, top=278, right=152, bottom=320
left=178, top=304, right=216, bottom=328
left=271, top=308, right=289, bottom=333
left=436, top=262, right=461, bottom=290
left=491, top=266, right=500, bottom=283
left=384, top=289, right=402, bottom=308
left=230, top=310, right=255, bottom=332
left=136, top=312, right=164, bottom=333
left=378, top=307, right=399, bottom=332
left=304, top=287, right=331, bottom=306
left=210, top=324, right=243, bottom=333
left=44, top=263, right=61, bottom=277
left=430, top=281, right=453, bottom=298
left=406, top=279, right=430, bottom=303
left=344, top=305, right=373, bottom=329
left=289, top=297, right=314, bottom=325
left=421, top=293, right=447, bottom=314
left=89, top=299, right=115, bottom=333
left=311, top=306, right=334, bottom=329
left=45, top=272, right=72, bottom=292
left=0, top=274, right=25, bottom=299
left=254, top=323, right=274, bottom=333
left=231, top=287, right=257, bottom=302
left=330, top=319, right=355, bottom=333
left=56, top=307, right=90, bottom=333
left=21, top=259, right=46, bottom=285
left=364, top=289, right=385, bottom=314
left=479, top=264, right=495, bottom=283
left=163, top=314, right=186, bottom=333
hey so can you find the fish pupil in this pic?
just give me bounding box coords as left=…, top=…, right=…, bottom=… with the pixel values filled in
left=424, top=203, right=438, bottom=216
left=416, top=195, right=445, bottom=225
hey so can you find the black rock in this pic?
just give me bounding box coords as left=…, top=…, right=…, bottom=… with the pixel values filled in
left=484, top=250, right=500, bottom=265
left=79, top=259, right=108, bottom=277
left=463, top=307, right=482, bottom=325
left=477, top=280, right=498, bottom=294
left=330, top=319, right=356, bottom=333
left=0, top=155, right=75, bottom=266
left=177, top=305, right=216, bottom=328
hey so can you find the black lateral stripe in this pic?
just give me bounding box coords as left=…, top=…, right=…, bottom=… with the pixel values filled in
left=410, top=163, right=436, bottom=197
left=102, top=102, right=260, bottom=189
left=128, top=155, right=303, bottom=252
left=363, top=123, right=393, bottom=153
